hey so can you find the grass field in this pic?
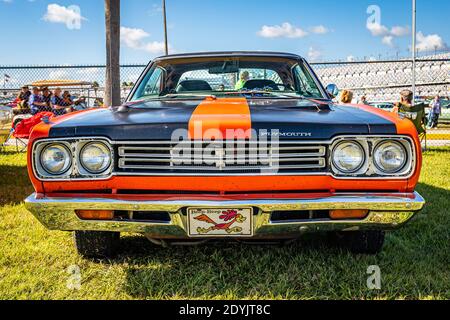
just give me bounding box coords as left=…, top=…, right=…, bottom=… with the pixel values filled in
left=0, top=147, right=449, bottom=300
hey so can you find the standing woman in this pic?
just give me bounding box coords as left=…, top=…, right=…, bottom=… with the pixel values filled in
left=427, top=96, right=441, bottom=129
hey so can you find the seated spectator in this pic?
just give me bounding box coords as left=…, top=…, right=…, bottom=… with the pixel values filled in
left=51, top=88, right=67, bottom=116
left=16, top=86, right=31, bottom=109
left=73, top=95, right=87, bottom=110
left=392, top=89, right=427, bottom=135
left=235, top=71, right=250, bottom=90
left=63, top=91, right=74, bottom=103
left=339, top=90, right=353, bottom=104
left=29, top=87, right=48, bottom=115
left=41, top=87, right=53, bottom=112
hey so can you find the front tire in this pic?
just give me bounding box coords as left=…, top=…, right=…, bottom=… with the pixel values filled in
left=74, top=231, right=120, bottom=259
left=334, top=230, right=385, bottom=254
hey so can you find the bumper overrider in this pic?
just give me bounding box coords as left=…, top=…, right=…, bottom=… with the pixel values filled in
left=25, top=192, right=425, bottom=238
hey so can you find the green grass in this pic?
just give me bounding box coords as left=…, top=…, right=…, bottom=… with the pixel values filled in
left=0, top=147, right=449, bottom=300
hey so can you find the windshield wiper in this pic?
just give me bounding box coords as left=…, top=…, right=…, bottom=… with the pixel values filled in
left=159, top=93, right=217, bottom=99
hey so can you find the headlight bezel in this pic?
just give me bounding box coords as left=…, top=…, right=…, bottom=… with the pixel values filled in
left=33, top=138, right=113, bottom=181
left=329, top=136, right=415, bottom=178
left=78, top=141, right=112, bottom=175
left=331, top=140, right=367, bottom=174
left=373, top=140, right=408, bottom=174
left=39, top=143, right=72, bottom=176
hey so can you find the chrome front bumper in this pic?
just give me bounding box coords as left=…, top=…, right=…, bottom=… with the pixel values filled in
left=25, top=192, right=425, bottom=238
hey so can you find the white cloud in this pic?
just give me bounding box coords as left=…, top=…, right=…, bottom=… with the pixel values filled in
left=43, top=4, right=86, bottom=30
left=258, top=22, right=308, bottom=38
left=367, top=22, right=410, bottom=47
left=310, top=25, right=330, bottom=34
left=391, top=26, right=409, bottom=37
left=149, top=3, right=162, bottom=15
left=76, top=68, right=101, bottom=76
left=382, top=35, right=394, bottom=47
left=48, top=70, right=69, bottom=80
left=416, top=32, right=448, bottom=52
left=347, top=55, right=355, bottom=62
left=1, top=0, right=13, bottom=3
left=120, top=26, right=149, bottom=49
left=143, top=41, right=167, bottom=54
left=366, top=22, right=389, bottom=37
left=120, top=26, right=170, bottom=55
left=307, top=47, right=322, bottom=62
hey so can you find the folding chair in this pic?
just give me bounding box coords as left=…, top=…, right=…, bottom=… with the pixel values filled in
left=2, top=114, right=29, bottom=152
left=2, top=112, right=52, bottom=152
left=398, top=103, right=427, bottom=151
left=2, top=127, right=28, bottom=152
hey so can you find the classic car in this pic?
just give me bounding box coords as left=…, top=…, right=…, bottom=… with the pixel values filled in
left=25, top=52, right=425, bottom=258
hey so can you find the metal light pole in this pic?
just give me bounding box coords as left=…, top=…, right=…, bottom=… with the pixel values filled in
left=163, top=0, right=169, bottom=55
left=412, top=0, right=417, bottom=105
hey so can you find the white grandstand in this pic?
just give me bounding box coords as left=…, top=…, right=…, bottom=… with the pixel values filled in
left=312, top=53, right=450, bottom=102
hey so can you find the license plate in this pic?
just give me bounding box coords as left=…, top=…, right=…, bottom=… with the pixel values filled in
left=187, top=207, right=253, bottom=237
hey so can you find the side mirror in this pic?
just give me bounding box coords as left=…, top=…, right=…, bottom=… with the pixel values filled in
left=325, top=84, right=339, bottom=98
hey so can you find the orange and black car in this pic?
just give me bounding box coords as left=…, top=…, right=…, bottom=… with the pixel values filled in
left=25, top=52, right=425, bottom=258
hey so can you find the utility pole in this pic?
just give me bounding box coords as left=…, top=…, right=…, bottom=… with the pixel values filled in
left=104, top=0, right=121, bottom=107
left=412, top=0, right=417, bottom=105
left=163, top=0, right=169, bottom=55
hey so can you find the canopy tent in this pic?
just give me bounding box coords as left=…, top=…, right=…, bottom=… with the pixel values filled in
left=27, top=80, right=94, bottom=88
left=27, top=80, right=100, bottom=108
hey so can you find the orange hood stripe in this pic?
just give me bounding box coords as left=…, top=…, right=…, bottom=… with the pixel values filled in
left=188, top=97, right=252, bottom=140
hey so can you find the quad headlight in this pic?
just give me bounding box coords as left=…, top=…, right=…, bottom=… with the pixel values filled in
left=373, top=141, right=407, bottom=173
left=79, top=142, right=112, bottom=174
left=332, top=141, right=365, bottom=173
left=40, top=144, right=72, bottom=175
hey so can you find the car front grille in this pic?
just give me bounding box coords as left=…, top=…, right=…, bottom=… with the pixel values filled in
left=116, top=141, right=328, bottom=175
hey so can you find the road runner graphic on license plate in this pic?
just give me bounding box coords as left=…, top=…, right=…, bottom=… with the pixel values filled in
left=187, top=208, right=253, bottom=237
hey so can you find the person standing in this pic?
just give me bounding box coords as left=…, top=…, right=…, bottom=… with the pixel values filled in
left=359, top=95, right=369, bottom=105
left=427, top=96, right=442, bottom=129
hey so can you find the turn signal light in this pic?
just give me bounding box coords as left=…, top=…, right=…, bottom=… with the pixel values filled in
left=76, top=210, right=114, bottom=220
left=329, top=209, right=368, bottom=220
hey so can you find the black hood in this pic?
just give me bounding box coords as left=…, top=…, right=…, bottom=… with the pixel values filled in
left=48, top=98, right=396, bottom=140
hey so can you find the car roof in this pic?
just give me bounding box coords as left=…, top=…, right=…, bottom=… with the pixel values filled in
left=153, top=51, right=304, bottom=62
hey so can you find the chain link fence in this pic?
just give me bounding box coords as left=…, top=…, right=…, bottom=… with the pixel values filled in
left=1, top=54, right=449, bottom=147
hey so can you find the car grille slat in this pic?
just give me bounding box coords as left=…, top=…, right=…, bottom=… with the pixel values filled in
left=116, top=141, right=328, bottom=175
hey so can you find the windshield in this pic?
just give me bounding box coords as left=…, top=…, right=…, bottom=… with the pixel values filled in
left=130, top=56, right=325, bottom=101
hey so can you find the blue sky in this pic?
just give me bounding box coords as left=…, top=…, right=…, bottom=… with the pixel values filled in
left=0, top=0, right=448, bottom=65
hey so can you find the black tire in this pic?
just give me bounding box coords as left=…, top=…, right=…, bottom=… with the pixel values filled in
left=333, top=230, right=385, bottom=255
left=74, top=231, right=120, bottom=259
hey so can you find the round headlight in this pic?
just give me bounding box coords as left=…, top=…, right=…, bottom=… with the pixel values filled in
left=332, top=141, right=365, bottom=173
left=373, top=141, right=407, bottom=173
left=40, top=144, right=72, bottom=175
left=80, top=142, right=111, bottom=174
